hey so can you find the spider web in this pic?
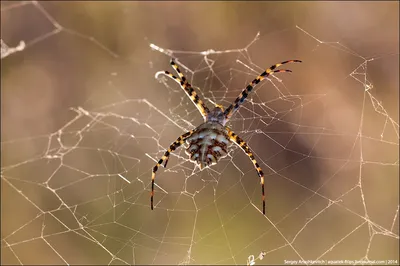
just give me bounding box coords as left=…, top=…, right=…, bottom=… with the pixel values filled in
left=1, top=1, right=399, bottom=265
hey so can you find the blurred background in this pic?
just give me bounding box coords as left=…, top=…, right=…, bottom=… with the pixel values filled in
left=1, top=1, right=398, bottom=265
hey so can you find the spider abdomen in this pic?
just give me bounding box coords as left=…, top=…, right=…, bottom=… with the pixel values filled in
left=185, top=122, right=229, bottom=169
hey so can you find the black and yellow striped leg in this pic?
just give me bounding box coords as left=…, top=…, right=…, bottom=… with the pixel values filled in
left=227, top=128, right=266, bottom=215
left=224, top=59, right=302, bottom=120
left=170, top=60, right=188, bottom=84
left=151, top=130, right=193, bottom=210
left=158, top=60, right=210, bottom=118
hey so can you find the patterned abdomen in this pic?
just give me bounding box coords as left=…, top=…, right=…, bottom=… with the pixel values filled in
left=185, top=122, right=229, bottom=169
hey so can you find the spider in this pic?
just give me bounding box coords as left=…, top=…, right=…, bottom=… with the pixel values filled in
left=151, top=58, right=301, bottom=215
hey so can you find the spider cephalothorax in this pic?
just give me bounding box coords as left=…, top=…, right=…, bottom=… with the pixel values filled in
left=151, top=59, right=301, bottom=215
left=206, top=105, right=227, bottom=125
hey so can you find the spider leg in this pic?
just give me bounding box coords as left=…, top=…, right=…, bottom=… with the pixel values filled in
left=224, top=60, right=302, bottom=120
left=156, top=60, right=210, bottom=118
left=227, top=127, right=266, bottom=215
left=151, top=130, right=193, bottom=210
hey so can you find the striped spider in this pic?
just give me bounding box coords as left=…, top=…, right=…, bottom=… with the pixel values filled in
left=151, top=58, right=301, bottom=215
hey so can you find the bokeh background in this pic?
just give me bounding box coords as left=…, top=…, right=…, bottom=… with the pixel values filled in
left=1, top=1, right=399, bottom=265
